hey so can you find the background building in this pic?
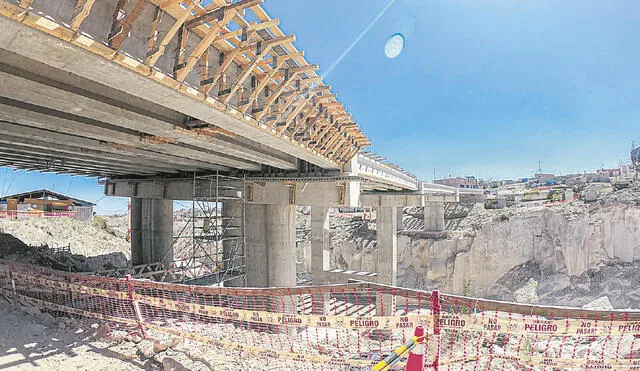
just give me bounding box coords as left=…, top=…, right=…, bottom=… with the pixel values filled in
left=0, top=189, right=94, bottom=220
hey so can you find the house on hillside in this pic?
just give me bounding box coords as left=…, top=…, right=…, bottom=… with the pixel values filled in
left=0, top=189, right=95, bottom=221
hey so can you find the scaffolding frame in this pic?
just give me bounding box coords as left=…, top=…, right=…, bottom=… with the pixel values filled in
left=171, top=172, right=246, bottom=286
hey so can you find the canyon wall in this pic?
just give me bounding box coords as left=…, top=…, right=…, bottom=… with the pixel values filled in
left=327, top=202, right=640, bottom=308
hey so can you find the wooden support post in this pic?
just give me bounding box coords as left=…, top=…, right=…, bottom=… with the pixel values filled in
left=223, top=34, right=294, bottom=104
left=146, top=0, right=201, bottom=67
left=280, top=90, right=333, bottom=134
left=174, top=24, right=190, bottom=76
left=18, top=0, right=33, bottom=9
left=70, top=0, right=97, bottom=31
left=108, top=0, right=147, bottom=50
left=255, top=71, right=318, bottom=121
left=145, top=6, right=163, bottom=55
left=174, top=0, right=262, bottom=82
left=241, top=52, right=303, bottom=113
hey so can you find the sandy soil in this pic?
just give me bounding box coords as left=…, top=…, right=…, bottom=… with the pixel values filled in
left=0, top=299, right=148, bottom=370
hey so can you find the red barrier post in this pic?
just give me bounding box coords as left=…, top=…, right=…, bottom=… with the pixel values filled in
left=405, top=325, right=425, bottom=371
left=431, top=290, right=440, bottom=371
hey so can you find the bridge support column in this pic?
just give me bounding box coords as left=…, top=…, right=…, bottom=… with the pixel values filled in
left=130, top=198, right=173, bottom=265
left=245, top=203, right=296, bottom=288
left=222, top=200, right=244, bottom=287
left=310, top=206, right=330, bottom=284
left=424, top=201, right=445, bottom=232
left=376, top=206, right=397, bottom=314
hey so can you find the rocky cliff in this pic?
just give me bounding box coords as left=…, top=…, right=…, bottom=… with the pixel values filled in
left=324, top=188, right=640, bottom=308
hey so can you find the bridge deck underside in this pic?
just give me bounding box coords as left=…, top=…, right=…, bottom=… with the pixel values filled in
left=0, top=0, right=373, bottom=177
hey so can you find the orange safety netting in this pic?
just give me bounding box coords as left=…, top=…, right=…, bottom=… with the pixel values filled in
left=1, top=259, right=639, bottom=370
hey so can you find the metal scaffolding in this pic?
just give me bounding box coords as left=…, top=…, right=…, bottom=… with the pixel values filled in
left=172, top=172, right=246, bottom=286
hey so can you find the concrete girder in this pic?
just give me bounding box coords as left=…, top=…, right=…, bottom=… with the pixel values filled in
left=246, top=180, right=360, bottom=207
left=0, top=67, right=263, bottom=171
left=0, top=147, right=159, bottom=176
left=360, top=193, right=459, bottom=207
left=0, top=17, right=339, bottom=169
left=104, top=178, right=242, bottom=200
left=0, top=138, right=182, bottom=175
left=0, top=152, right=149, bottom=176
left=0, top=54, right=297, bottom=170
left=0, top=159, right=103, bottom=177
left=0, top=101, right=231, bottom=172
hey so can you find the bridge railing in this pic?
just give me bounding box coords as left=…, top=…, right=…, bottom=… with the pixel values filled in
left=1, top=259, right=638, bottom=369
left=356, top=153, right=420, bottom=190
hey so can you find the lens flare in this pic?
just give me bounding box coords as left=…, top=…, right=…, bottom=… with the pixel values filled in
left=384, top=33, right=405, bottom=58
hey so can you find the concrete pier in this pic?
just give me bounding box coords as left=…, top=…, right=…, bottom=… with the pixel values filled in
left=310, top=206, right=330, bottom=284
left=424, top=201, right=445, bottom=232
left=376, top=206, right=398, bottom=314
left=266, top=204, right=296, bottom=287
left=245, top=203, right=296, bottom=287
left=222, top=200, right=244, bottom=286
left=130, top=198, right=173, bottom=265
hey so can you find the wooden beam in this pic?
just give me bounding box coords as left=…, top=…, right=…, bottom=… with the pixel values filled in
left=18, top=0, right=33, bottom=9
left=280, top=90, right=333, bottom=134
left=255, top=67, right=318, bottom=120
left=70, top=0, right=97, bottom=31
left=145, top=5, right=164, bottom=55
left=108, top=0, right=148, bottom=50
left=310, top=124, right=335, bottom=150
left=321, top=130, right=346, bottom=155
left=174, top=24, right=190, bottom=74
left=292, top=103, right=322, bottom=135
left=200, top=48, right=209, bottom=84
left=222, top=34, right=294, bottom=104
left=185, top=6, right=225, bottom=29
left=146, top=0, right=201, bottom=67
left=174, top=0, right=262, bottom=82
left=268, top=88, right=300, bottom=127
left=201, top=29, right=259, bottom=94
left=219, top=18, right=279, bottom=42
left=241, top=52, right=303, bottom=113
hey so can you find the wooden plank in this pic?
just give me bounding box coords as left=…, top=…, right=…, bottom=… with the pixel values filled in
left=255, top=67, right=318, bottom=120
left=108, top=0, right=147, bottom=50
left=18, top=0, right=33, bottom=9
left=173, top=24, right=190, bottom=75
left=218, top=18, right=279, bottom=42
left=279, top=89, right=333, bottom=134
left=174, top=0, right=262, bottom=82
left=146, top=0, right=200, bottom=67
left=145, top=5, right=163, bottom=55
left=240, top=52, right=303, bottom=113
left=222, top=34, right=294, bottom=104
left=201, top=29, right=255, bottom=93
left=70, top=0, right=97, bottom=31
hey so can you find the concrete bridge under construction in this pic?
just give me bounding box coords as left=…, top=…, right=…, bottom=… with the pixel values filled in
left=0, top=0, right=480, bottom=290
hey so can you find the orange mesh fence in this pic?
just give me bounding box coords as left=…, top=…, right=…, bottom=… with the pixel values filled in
left=1, top=259, right=639, bottom=370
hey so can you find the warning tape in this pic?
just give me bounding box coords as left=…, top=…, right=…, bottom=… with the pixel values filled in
left=439, top=353, right=640, bottom=369
left=6, top=272, right=433, bottom=331
left=144, top=323, right=376, bottom=368
left=437, top=313, right=640, bottom=337
left=0, top=288, right=375, bottom=367
left=137, top=294, right=432, bottom=331
left=10, top=272, right=129, bottom=300
left=0, top=288, right=138, bottom=327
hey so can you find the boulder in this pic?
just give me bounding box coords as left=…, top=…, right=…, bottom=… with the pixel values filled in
left=582, top=296, right=614, bottom=311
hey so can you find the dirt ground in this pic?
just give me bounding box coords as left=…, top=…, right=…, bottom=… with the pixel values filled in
left=0, top=299, right=150, bottom=370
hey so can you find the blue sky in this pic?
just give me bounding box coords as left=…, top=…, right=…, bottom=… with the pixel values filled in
left=1, top=0, right=639, bottom=212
